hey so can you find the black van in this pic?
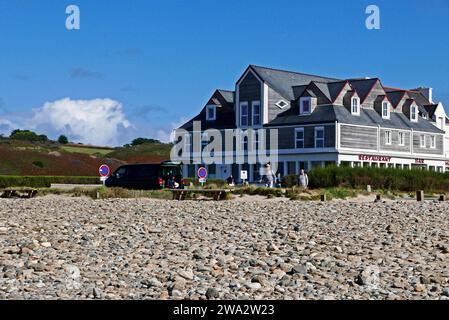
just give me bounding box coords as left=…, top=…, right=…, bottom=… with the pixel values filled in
left=105, top=161, right=185, bottom=190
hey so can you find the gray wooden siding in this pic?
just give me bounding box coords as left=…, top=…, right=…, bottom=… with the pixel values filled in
left=268, top=86, right=290, bottom=122
left=239, top=72, right=261, bottom=126
left=277, top=125, right=335, bottom=150
left=413, top=133, right=444, bottom=155
left=340, top=125, right=377, bottom=150
left=362, top=81, right=385, bottom=109
left=379, top=129, right=411, bottom=152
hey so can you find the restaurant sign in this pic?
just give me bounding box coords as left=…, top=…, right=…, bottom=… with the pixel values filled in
left=358, top=155, right=392, bottom=162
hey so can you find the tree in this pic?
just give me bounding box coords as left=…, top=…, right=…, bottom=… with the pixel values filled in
left=10, top=129, right=48, bottom=142
left=58, top=135, right=69, bottom=144
left=129, top=137, right=161, bottom=147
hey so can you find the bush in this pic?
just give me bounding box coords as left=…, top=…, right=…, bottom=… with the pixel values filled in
left=58, top=135, right=69, bottom=144
left=32, top=160, right=44, bottom=168
left=303, top=166, right=449, bottom=193
left=10, top=129, right=48, bottom=142
left=0, top=176, right=100, bottom=188
left=183, top=178, right=227, bottom=188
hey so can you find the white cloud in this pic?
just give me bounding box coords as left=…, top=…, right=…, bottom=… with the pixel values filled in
left=0, top=118, right=15, bottom=136
left=28, top=98, right=132, bottom=146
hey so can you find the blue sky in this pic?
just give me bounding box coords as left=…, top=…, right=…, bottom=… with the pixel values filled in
left=0, top=0, right=448, bottom=146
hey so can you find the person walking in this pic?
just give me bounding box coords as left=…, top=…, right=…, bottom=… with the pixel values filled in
left=265, top=163, right=276, bottom=188
left=297, top=169, right=309, bottom=189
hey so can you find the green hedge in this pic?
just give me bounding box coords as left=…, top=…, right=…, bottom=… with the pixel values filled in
left=284, top=166, right=449, bottom=192
left=0, top=176, right=100, bottom=188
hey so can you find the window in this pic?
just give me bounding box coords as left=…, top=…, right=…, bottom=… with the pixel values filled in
left=295, top=128, right=304, bottom=149
left=240, top=134, right=248, bottom=151
left=398, top=132, right=405, bottom=146
left=287, top=161, right=296, bottom=175
left=252, top=101, right=261, bottom=126
left=240, top=102, right=248, bottom=126
left=299, top=97, right=312, bottom=115
left=315, top=127, right=324, bottom=148
left=420, top=135, right=426, bottom=148
left=382, top=101, right=390, bottom=119
left=385, top=130, right=392, bottom=145
left=430, top=135, right=436, bottom=149
left=275, top=100, right=288, bottom=109
left=206, top=105, right=216, bottom=121
left=252, top=131, right=259, bottom=151
left=411, top=105, right=418, bottom=122
left=351, top=97, right=360, bottom=115
left=207, top=164, right=216, bottom=175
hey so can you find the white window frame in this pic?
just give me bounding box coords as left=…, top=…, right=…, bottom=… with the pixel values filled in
left=275, top=100, right=288, bottom=109
left=240, top=102, right=248, bottom=127
left=430, top=135, right=436, bottom=149
left=295, top=128, right=304, bottom=149
left=206, top=105, right=216, bottom=121
left=299, top=97, right=312, bottom=115
left=240, top=134, right=248, bottom=151
left=351, top=97, right=360, bottom=115
left=314, top=126, right=325, bottom=148
left=411, top=105, right=418, bottom=122
left=252, top=101, right=261, bottom=126
left=420, top=134, right=426, bottom=148
left=382, top=101, right=390, bottom=119
left=385, top=130, right=392, bottom=145
left=398, top=131, right=405, bottom=146
left=252, top=131, right=259, bottom=151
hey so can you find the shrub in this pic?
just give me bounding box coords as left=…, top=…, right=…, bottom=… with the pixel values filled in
left=304, top=166, right=449, bottom=193
left=32, top=160, right=44, bottom=168
left=10, top=129, right=48, bottom=142
left=58, top=135, right=69, bottom=144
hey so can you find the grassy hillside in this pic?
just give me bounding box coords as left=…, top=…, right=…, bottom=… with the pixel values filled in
left=0, top=138, right=172, bottom=176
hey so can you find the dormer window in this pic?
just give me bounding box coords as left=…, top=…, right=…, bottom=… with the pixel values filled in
left=299, top=97, right=312, bottom=115
left=206, top=105, right=216, bottom=121
left=410, top=104, right=418, bottom=122
left=240, top=102, right=248, bottom=127
left=351, top=97, right=360, bottom=115
left=252, top=101, right=261, bottom=126
left=382, top=101, right=390, bottom=119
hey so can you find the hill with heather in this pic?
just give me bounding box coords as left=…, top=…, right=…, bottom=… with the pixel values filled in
left=0, top=138, right=172, bottom=176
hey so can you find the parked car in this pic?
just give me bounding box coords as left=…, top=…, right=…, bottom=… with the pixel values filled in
left=105, top=161, right=185, bottom=190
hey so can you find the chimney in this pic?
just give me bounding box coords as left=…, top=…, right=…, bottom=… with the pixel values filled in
left=413, top=87, right=433, bottom=104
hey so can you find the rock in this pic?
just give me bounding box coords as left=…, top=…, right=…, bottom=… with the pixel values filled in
left=178, top=270, right=194, bottom=280
left=267, top=243, right=279, bottom=252
left=93, top=287, right=103, bottom=299
left=289, top=264, right=308, bottom=275
left=0, top=226, right=8, bottom=234
left=205, top=288, right=219, bottom=299
left=356, top=266, right=380, bottom=288
left=143, top=278, right=163, bottom=288
left=40, top=242, right=52, bottom=248
left=246, top=283, right=262, bottom=290
left=443, top=288, right=449, bottom=297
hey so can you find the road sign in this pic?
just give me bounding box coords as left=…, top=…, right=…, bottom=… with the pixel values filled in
left=99, top=164, right=110, bottom=177
left=197, top=167, right=208, bottom=179
left=240, top=170, right=248, bottom=180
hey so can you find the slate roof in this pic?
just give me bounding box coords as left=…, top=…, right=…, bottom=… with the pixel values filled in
left=347, top=78, right=379, bottom=102
left=266, top=104, right=444, bottom=133
left=385, top=90, right=406, bottom=107
left=217, top=90, right=234, bottom=104
left=250, top=65, right=339, bottom=100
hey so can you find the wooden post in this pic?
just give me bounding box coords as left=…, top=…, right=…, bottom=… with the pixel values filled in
left=439, top=195, right=445, bottom=202
left=320, top=194, right=327, bottom=202
left=367, top=185, right=372, bottom=193
left=375, top=194, right=381, bottom=202
left=416, top=190, right=424, bottom=202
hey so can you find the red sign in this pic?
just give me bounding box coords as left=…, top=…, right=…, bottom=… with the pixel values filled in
left=99, top=164, right=110, bottom=177
left=358, top=155, right=392, bottom=162
left=415, top=159, right=425, bottom=164
left=197, top=167, right=207, bottom=179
